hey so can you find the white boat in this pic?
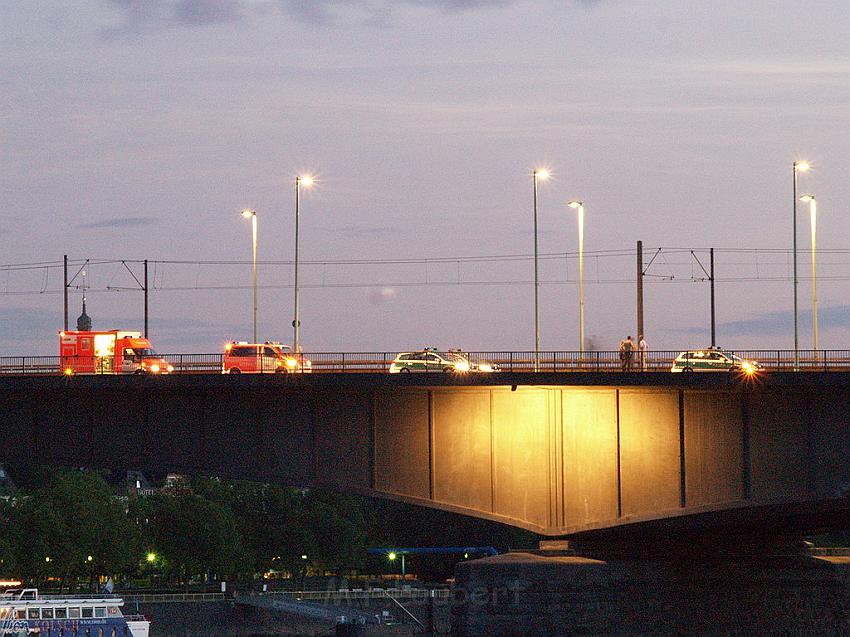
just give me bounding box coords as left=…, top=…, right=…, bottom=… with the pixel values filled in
left=0, top=588, right=149, bottom=637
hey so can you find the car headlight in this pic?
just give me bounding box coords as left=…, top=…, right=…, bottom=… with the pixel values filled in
left=150, top=364, right=161, bottom=373
left=167, top=365, right=175, bottom=373
left=454, top=361, right=470, bottom=373
left=478, top=363, right=493, bottom=373
left=286, top=358, right=298, bottom=368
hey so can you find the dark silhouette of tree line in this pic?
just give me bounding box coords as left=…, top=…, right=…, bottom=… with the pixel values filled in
left=0, top=466, right=537, bottom=589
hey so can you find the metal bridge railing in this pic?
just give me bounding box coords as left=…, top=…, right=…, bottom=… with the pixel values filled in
left=2, top=350, right=850, bottom=376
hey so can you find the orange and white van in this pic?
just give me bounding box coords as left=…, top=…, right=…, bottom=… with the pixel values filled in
left=222, top=342, right=312, bottom=374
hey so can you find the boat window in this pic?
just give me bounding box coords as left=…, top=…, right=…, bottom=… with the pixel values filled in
left=107, top=607, right=119, bottom=616
left=0, top=608, right=9, bottom=619
left=95, top=607, right=106, bottom=618
left=56, top=608, right=68, bottom=618
left=123, top=627, right=128, bottom=637
left=43, top=607, right=55, bottom=618
left=82, top=607, right=93, bottom=618
left=59, top=630, right=64, bottom=637
left=85, top=628, right=91, bottom=637
left=28, top=608, right=40, bottom=619
left=98, top=628, right=104, bottom=637
left=111, top=628, right=116, bottom=637
left=16, top=609, right=26, bottom=619
left=70, top=607, right=81, bottom=618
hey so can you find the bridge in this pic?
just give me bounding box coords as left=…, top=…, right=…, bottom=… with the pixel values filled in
left=2, top=370, right=848, bottom=539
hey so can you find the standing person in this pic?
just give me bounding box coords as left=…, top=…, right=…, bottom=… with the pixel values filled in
left=625, top=335, right=636, bottom=371
left=638, top=335, right=648, bottom=371
left=619, top=336, right=629, bottom=371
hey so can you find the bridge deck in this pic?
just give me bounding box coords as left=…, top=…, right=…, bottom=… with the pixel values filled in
left=1, top=372, right=849, bottom=538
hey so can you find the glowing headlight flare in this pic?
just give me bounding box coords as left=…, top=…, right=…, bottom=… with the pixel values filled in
left=286, top=358, right=298, bottom=368
left=454, top=361, right=471, bottom=373
left=150, top=364, right=161, bottom=373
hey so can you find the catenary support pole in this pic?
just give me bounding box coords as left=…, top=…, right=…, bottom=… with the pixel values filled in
left=636, top=241, right=644, bottom=344
left=63, top=255, right=69, bottom=331
left=710, top=248, right=715, bottom=347
left=144, top=259, right=149, bottom=338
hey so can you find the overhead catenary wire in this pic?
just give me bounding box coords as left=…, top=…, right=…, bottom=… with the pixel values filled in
left=3, top=247, right=850, bottom=296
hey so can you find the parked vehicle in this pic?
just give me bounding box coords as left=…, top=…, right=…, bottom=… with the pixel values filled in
left=671, top=347, right=760, bottom=374
left=389, top=348, right=498, bottom=373
left=59, top=330, right=173, bottom=375
left=223, top=342, right=312, bottom=374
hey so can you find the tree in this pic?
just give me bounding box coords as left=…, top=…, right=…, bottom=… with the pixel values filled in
left=140, top=492, right=244, bottom=579
left=303, top=489, right=368, bottom=574
left=12, top=470, right=139, bottom=587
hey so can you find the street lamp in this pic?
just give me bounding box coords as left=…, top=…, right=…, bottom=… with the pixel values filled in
left=532, top=168, right=550, bottom=371
left=388, top=551, right=406, bottom=579
left=241, top=209, right=258, bottom=343
left=294, top=175, right=314, bottom=353
left=792, top=160, right=810, bottom=369
left=800, top=194, right=818, bottom=357
left=567, top=200, right=585, bottom=354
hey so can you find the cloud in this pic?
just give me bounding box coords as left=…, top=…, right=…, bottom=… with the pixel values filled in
left=103, top=0, right=243, bottom=35
left=77, top=217, right=159, bottom=229
left=677, top=306, right=850, bottom=337
left=104, top=0, right=519, bottom=31
left=0, top=307, right=64, bottom=344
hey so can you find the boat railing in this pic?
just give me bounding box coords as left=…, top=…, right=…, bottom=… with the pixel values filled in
left=2, top=589, right=124, bottom=602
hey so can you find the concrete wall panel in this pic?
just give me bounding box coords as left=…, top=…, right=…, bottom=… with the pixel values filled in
left=261, top=391, right=317, bottom=485
left=314, top=392, right=371, bottom=490
left=374, top=391, right=431, bottom=500
left=810, top=388, right=850, bottom=499
left=562, top=389, right=619, bottom=528
left=432, top=391, right=492, bottom=513
left=748, top=391, right=808, bottom=502
left=619, top=390, right=681, bottom=518
left=492, top=389, right=550, bottom=528
left=684, top=392, right=744, bottom=507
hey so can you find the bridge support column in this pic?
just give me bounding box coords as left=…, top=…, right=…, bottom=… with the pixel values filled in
left=450, top=537, right=850, bottom=636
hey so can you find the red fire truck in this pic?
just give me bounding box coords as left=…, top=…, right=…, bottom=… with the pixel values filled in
left=59, top=330, right=174, bottom=375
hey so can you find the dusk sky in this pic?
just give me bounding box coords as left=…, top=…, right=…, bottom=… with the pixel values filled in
left=2, top=0, right=849, bottom=355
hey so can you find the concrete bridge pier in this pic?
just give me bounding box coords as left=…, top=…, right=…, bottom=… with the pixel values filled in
left=450, top=534, right=850, bottom=636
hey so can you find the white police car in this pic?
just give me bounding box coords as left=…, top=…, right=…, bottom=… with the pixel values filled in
left=389, top=348, right=498, bottom=374
left=671, top=347, right=760, bottom=374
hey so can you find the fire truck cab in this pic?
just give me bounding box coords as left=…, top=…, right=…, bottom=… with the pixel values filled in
left=223, top=342, right=312, bottom=374
left=59, top=330, right=174, bottom=375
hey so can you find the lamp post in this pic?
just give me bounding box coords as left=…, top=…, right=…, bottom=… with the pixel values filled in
left=800, top=194, right=818, bottom=357
left=532, top=168, right=549, bottom=371
left=567, top=200, right=585, bottom=353
left=388, top=551, right=406, bottom=579
left=792, top=160, right=810, bottom=370
left=293, top=175, right=313, bottom=353
left=241, top=209, right=258, bottom=343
